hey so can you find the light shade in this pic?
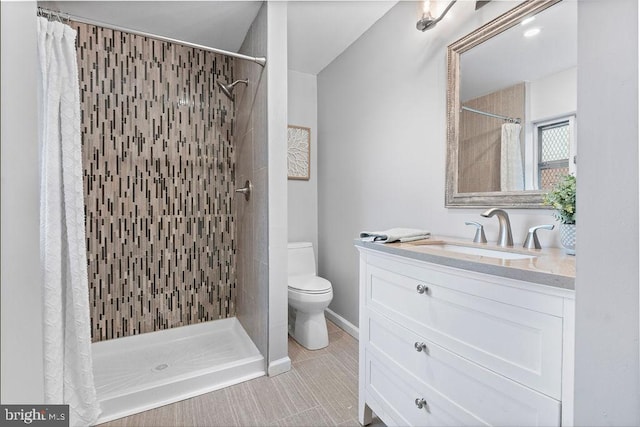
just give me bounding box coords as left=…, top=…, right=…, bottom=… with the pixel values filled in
left=416, top=0, right=458, bottom=32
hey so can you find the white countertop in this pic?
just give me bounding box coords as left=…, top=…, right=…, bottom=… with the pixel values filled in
left=355, top=236, right=576, bottom=290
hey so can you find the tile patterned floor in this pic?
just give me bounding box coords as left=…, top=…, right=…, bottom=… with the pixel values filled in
left=100, top=321, right=384, bottom=426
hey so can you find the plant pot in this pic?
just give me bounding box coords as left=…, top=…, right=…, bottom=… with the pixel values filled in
left=559, top=223, right=576, bottom=255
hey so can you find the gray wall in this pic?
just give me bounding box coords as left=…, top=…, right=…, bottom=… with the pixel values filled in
left=287, top=70, right=318, bottom=259
left=317, top=1, right=558, bottom=327
left=236, top=4, right=269, bottom=359
left=266, top=1, right=290, bottom=374
left=0, top=0, right=45, bottom=402
left=574, top=0, right=640, bottom=424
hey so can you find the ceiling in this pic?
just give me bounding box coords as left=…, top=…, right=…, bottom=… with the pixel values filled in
left=287, top=1, right=397, bottom=74
left=39, top=1, right=397, bottom=76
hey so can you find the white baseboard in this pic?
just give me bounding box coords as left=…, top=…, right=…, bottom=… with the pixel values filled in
left=267, top=356, right=291, bottom=377
left=325, top=308, right=359, bottom=340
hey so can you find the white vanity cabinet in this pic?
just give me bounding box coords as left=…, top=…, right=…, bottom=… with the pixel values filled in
left=357, top=246, right=575, bottom=427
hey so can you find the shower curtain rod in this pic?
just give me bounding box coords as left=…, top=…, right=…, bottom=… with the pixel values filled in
left=461, top=105, right=521, bottom=124
left=37, top=7, right=266, bottom=67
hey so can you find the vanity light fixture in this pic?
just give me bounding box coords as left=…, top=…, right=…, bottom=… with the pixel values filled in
left=524, top=27, right=541, bottom=37
left=416, top=0, right=458, bottom=32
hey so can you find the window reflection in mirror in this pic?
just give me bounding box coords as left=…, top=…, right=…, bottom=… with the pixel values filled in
left=535, top=116, right=576, bottom=190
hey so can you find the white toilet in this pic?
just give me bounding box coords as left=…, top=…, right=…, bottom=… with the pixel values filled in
left=287, top=242, right=333, bottom=350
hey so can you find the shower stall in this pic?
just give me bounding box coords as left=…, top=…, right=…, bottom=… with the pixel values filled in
left=44, top=4, right=274, bottom=422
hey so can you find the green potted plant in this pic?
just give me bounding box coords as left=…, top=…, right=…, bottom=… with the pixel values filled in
left=543, top=174, right=576, bottom=255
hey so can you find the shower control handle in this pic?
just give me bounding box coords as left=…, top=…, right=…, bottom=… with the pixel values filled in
left=235, top=180, right=252, bottom=201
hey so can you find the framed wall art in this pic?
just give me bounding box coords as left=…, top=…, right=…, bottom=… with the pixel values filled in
left=287, top=125, right=310, bottom=180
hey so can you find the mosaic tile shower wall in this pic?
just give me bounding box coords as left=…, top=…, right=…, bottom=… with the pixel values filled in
left=75, top=22, right=237, bottom=342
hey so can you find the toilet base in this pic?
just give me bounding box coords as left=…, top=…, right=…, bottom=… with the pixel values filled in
left=289, top=309, right=329, bottom=350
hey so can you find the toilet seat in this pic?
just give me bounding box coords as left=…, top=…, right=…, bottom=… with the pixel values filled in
left=288, top=275, right=332, bottom=294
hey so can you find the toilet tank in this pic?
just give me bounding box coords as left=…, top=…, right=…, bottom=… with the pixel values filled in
left=287, top=242, right=316, bottom=277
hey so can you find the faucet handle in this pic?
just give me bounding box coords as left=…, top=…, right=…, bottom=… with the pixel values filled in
left=523, top=224, right=555, bottom=249
left=465, top=221, right=487, bottom=244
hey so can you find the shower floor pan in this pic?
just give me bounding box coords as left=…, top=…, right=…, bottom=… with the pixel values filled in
left=92, top=317, right=265, bottom=424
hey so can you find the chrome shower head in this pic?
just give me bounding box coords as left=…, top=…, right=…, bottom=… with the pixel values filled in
left=216, top=79, right=248, bottom=100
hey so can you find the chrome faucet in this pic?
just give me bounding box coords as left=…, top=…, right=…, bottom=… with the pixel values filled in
left=523, top=224, right=554, bottom=249
left=481, top=208, right=513, bottom=247
left=465, top=221, right=487, bottom=244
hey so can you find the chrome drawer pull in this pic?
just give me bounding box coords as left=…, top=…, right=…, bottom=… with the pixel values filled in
left=414, top=342, right=427, bottom=352
left=416, top=284, right=429, bottom=294
left=415, top=398, right=427, bottom=409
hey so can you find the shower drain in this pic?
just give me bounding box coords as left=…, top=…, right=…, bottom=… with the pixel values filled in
left=152, top=363, right=169, bottom=372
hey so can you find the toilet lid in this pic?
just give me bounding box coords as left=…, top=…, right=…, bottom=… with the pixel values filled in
left=288, top=275, right=332, bottom=293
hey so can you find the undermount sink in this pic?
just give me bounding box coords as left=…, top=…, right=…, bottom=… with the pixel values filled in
left=425, top=243, right=536, bottom=260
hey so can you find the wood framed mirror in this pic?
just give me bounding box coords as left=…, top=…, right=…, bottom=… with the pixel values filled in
left=446, top=0, right=576, bottom=208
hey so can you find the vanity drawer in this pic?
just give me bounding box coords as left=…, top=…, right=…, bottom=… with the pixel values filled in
left=365, top=262, right=563, bottom=398
left=366, top=310, right=562, bottom=426
left=364, top=351, right=485, bottom=426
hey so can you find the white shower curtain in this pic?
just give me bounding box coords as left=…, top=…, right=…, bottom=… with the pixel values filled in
left=500, top=122, right=525, bottom=191
left=37, top=17, right=101, bottom=426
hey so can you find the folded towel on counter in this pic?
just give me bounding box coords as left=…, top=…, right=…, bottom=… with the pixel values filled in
left=359, top=228, right=431, bottom=243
